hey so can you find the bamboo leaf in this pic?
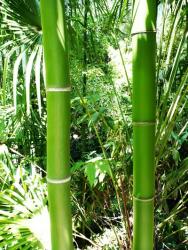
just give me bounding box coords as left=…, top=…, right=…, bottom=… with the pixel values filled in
left=13, top=51, right=25, bottom=112
left=84, top=164, right=97, bottom=187
left=25, top=47, right=38, bottom=116
left=84, top=157, right=111, bottom=187
left=34, top=45, right=43, bottom=116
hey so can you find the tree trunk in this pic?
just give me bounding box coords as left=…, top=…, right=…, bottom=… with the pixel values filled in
left=132, top=0, right=157, bottom=249
left=40, top=0, right=73, bottom=249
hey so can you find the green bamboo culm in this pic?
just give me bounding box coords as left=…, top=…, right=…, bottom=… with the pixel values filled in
left=132, top=0, right=157, bottom=249
left=40, top=1, right=73, bottom=249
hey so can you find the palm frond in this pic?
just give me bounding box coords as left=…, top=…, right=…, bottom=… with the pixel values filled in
left=0, top=151, right=49, bottom=249
left=0, top=0, right=44, bottom=116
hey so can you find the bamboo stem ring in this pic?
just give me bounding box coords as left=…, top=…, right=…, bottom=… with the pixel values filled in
left=133, top=196, right=154, bottom=202
left=131, top=30, right=156, bottom=36
left=133, top=121, right=156, bottom=126
left=47, top=86, right=71, bottom=92
left=47, top=176, right=71, bottom=184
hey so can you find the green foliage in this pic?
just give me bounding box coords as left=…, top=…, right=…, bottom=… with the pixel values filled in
left=0, top=0, right=43, bottom=116
left=0, top=0, right=187, bottom=249
left=0, top=145, right=48, bottom=249
left=72, top=156, right=111, bottom=187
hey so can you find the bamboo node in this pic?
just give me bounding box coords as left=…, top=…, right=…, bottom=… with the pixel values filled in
left=133, top=121, right=155, bottom=126
left=46, top=86, right=71, bottom=92
left=133, top=196, right=154, bottom=202
left=131, top=30, right=156, bottom=36
left=47, top=176, right=71, bottom=184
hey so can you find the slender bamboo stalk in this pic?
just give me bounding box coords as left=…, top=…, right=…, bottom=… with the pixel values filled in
left=40, top=1, right=73, bottom=249
left=132, top=0, right=157, bottom=249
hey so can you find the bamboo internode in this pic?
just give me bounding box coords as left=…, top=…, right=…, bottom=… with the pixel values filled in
left=132, top=0, right=157, bottom=249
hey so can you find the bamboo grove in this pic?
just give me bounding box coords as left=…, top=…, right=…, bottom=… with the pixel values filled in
left=0, top=0, right=187, bottom=249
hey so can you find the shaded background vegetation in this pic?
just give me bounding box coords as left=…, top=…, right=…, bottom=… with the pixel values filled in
left=0, top=0, right=187, bottom=249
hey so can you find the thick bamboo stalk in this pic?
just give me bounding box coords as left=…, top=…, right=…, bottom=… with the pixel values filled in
left=40, top=1, right=73, bottom=249
left=132, top=1, right=157, bottom=249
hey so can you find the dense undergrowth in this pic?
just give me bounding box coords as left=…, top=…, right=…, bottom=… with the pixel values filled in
left=0, top=0, right=188, bottom=249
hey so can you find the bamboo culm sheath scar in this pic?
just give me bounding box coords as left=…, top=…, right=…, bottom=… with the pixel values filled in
left=132, top=0, right=157, bottom=249
left=40, top=0, right=73, bottom=249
